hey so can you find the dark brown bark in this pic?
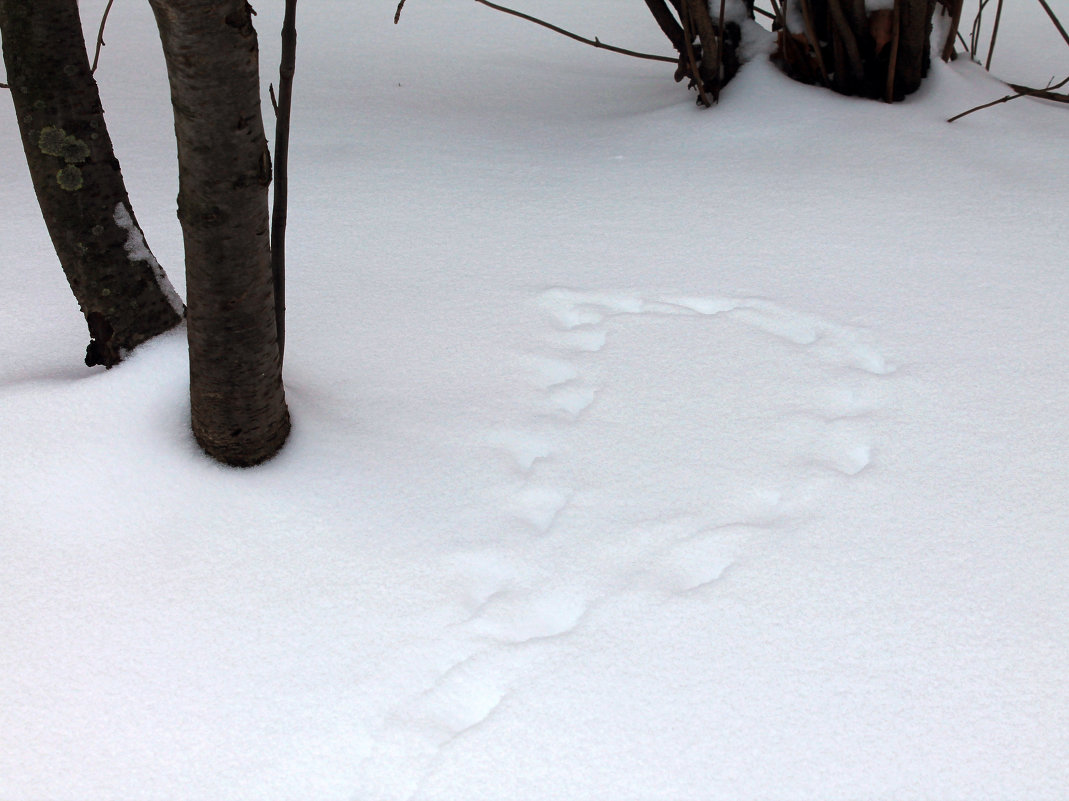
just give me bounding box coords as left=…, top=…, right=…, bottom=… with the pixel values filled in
left=270, top=0, right=297, bottom=366
left=643, top=0, right=748, bottom=104
left=148, top=0, right=289, bottom=467
left=644, top=0, right=687, bottom=54
left=776, top=0, right=939, bottom=100
left=0, top=0, right=184, bottom=367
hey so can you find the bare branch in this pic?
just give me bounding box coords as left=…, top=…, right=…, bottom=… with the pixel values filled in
left=985, top=0, right=1004, bottom=70
left=1008, top=82, right=1069, bottom=103
left=399, top=0, right=676, bottom=63
left=940, top=0, right=964, bottom=62
left=679, top=1, right=713, bottom=106
left=91, top=0, right=117, bottom=74
left=1035, top=0, right=1069, bottom=52
left=948, top=74, right=1069, bottom=122
left=885, top=0, right=902, bottom=102
left=471, top=0, right=677, bottom=63
left=644, top=0, right=687, bottom=54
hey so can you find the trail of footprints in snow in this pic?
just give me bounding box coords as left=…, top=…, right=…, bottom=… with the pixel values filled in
left=360, top=288, right=895, bottom=798
left=502, top=287, right=895, bottom=532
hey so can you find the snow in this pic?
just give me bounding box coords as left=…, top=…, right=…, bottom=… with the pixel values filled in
left=113, top=201, right=185, bottom=317
left=2, top=1, right=1068, bottom=799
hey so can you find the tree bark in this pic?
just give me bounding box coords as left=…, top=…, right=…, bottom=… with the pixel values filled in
left=777, top=0, right=939, bottom=100
left=148, top=0, right=289, bottom=467
left=0, top=0, right=184, bottom=367
left=643, top=0, right=748, bottom=104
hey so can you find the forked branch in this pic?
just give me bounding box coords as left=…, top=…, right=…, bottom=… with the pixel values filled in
left=948, top=74, right=1069, bottom=122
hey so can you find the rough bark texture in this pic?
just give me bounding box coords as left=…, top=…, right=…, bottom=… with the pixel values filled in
left=777, top=0, right=937, bottom=100
left=643, top=0, right=749, bottom=104
left=148, top=0, right=289, bottom=467
left=0, top=0, right=184, bottom=367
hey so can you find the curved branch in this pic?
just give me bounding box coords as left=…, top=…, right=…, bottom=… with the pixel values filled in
left=1035, top=0, right=1069, bottom=51
left=397, top=0, right=677, bottom=64
left=472, top=0, right=677, bottom=63
left=91, top=0, right=117, bottom=73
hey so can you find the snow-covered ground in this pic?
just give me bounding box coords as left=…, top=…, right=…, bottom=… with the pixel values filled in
left=2, top=1, right=1068, bottom=798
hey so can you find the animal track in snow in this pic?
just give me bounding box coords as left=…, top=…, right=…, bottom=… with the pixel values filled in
left=509, top=485, right=571, bottom=533
left=527, top=355, right=579, bottom=389
left=464, top=586, right=590, bottom=644
left=487, top=429, right=553, bottom=474
left=530, top=286, right=894, bottom=492
left=393, top=284, right=901, bottom=800
left=547, top=383, right=596, bottom=417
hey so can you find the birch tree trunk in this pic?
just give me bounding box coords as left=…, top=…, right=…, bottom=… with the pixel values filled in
left=148, top=0, right=289, bottom=466
left=0, top=0, right=184, bottom=367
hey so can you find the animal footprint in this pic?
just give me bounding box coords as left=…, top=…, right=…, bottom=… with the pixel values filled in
left=510, top=485, right=571, bottom=533
left=649, top=524, right=751, bottom=594
left=466, top=586, right=589, bottom=644
left=547, top=384, right=595, bottom=417
left=487, top=429, right=554, bottom=473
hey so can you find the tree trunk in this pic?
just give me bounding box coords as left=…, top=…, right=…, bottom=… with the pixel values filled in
left=148, top=0, right=289, bottom=467
left=776, top=0, right=939, bottom=100
left=0, top=0, right=184, bottom=367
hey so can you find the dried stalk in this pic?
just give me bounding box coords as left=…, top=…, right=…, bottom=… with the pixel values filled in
left=679, top=1, right=714, bottom=105
left=940, top=0, right=964, bottom=61
left=885, top=0, right=902, bottom=101
left=716, top=0, right=727, bottom=102
left=397, top=0, right=677, bottom=64
left=948, top=74, right=1069, bottom=121
left=829, top=0, right=864, bottom=85
left=1035, top=0, right=1069, bottom=51
left=90, top=0, right=117, bottom=73
left=799, top=0, right=830, bottom=84
left=985, top=0, right=1004, bottom=70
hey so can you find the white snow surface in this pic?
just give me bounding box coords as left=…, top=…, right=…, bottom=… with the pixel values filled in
left=2, top=1, right=1068, bottom=799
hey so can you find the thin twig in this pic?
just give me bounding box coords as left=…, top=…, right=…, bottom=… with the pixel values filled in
left=886, top=0, right=902, bottom=102
left=471, top=0, right=678, bottom=63
left=829, top=0, right=864, bottom=85
left=271, top=0, right=298, bottom=365
left=91, top=0, right=117, bottom=74
left=1035, top=0, right=1069, bottom=51
left=680, top=1, right=714, bottom=106
left=1008, top=82, right=1069, bottom=102
left=941, top=0, right=963, bottom=61
left=398, top=0, right=676, bottom=64
left=948, top=74, right=1069, bottom=122
left=970, top=0, right=991, bottom=59
left=0, top=82, right=8, bottom=90
left=753, top=5, right=776, bottom=21
left=715, top=0, right=727, bottom=103
left=985, top=0, right=1004, bottom=70
left=799, top=0, right=829, bottom=85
